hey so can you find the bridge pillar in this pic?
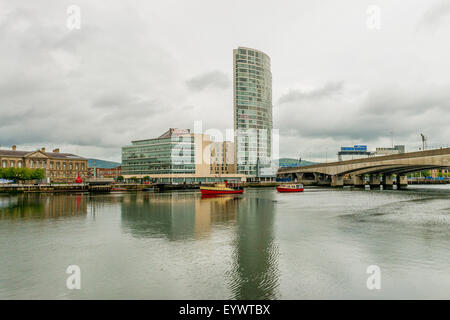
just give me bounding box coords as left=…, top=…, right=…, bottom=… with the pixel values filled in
left=331, top=175, right=344, bottom=187
left=382, top=174, right=394, bottom=190
left=396, top=175, right=408, bottom=189
left=369, top=174, right=381, bottom=190
left=351, top=175, right=365, bottom=188
left=317, top=173, right=331, bottom=186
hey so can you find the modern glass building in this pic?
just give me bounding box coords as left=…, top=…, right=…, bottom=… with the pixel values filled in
left=121, top=129, right=246, bottom=184
left=233, top=47, right=273, bottom=176
left=121, top=128, right=195, bottom=176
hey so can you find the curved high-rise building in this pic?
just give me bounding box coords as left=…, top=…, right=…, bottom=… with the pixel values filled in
left=233, top=47, right=273, bottom=177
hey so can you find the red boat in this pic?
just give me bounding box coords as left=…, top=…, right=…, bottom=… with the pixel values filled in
left=276, top=183, right=304, bottom=193
left=200, top=180, right=244, bottom=195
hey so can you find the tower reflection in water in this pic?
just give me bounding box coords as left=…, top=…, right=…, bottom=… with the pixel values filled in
left=227, top=193, right=279, bottom=299
left=120, top=191, right=279, bottom=299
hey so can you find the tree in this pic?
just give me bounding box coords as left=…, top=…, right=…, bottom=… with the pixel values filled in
left=117, top=175, right=124, bottom=181
left=0, top=168, right=44, bottom=182
left=31, top=168, right=45, bottom=180
left=17, top=168, right=32, bottom=181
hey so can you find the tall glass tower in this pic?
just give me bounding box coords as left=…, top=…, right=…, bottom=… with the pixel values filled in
left=233, top=47, right=273, bottom=177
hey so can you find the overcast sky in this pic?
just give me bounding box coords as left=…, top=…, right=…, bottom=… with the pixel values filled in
left=1, top=0, right=449, bottom=162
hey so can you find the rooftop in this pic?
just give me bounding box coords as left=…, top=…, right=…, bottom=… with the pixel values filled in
left=0, top=148, right=86, bottom=160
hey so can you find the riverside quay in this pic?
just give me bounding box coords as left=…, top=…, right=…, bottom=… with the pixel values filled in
left=277, top=147, right=450, bottom=189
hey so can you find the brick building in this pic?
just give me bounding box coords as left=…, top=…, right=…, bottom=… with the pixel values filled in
left=89, top=166, right=121, bottom=179
left=0, top=146, right=88, bottom=183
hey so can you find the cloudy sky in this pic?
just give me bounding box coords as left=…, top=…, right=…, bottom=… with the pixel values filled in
left=1, top=0, right=449, bottom=162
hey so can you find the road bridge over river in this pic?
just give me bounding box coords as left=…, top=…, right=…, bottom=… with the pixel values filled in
left=277, top=148, right=450, bottom=189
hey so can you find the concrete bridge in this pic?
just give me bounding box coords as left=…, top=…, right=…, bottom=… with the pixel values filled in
left=277, top=148, right=450, bottom=189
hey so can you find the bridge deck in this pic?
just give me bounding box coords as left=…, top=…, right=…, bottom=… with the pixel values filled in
left=278, top=148, right=450, bottom=173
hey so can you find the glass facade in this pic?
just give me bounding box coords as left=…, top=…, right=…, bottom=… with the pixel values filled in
left=233, top=47, right=273, bottom=176
left=121, top=129, right=195, bottom=176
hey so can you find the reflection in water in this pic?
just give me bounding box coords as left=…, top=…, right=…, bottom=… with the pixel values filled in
left=121, top=193, right=197, bottom=240
left=228, top=193, right=279, bottom=300
left=0, top=193, right=87, bottom=219
left=3, top=186, right=449, bottom=299
left=120, top=193, right=240, bottom=240
left=120, top=192, right=280, bottom=299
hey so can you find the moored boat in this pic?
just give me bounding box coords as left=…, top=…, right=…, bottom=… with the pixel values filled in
left=200, top=180, right=244, bottom=195
left=276, top=183, right=304, bottom=193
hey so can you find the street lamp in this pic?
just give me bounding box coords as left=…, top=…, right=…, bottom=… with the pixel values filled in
left=420, top=133, right=427, bottom=151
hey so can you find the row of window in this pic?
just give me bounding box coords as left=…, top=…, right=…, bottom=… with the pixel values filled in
left=1, top=160, right=85, bottom=170
left=49, top=172, right=86, bottom=178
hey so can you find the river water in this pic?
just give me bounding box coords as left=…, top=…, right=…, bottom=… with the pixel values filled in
left=1, top=185, right=449, bottom=299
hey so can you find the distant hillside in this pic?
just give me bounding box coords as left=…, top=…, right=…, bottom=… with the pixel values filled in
left=278, top=158, right=317, bottom=168
left=88, top=159, right=120, bottom=169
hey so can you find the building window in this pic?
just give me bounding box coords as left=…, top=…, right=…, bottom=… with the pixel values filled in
left=18, top=161, right=22, bottom=168
left=10, top=161, right=15, bottom=168
left=57, top=162, right=60, bottom=169
left=81, top=164, right=85, bottom=170
left=63, top=163, right=66, bottom=170
left=50, top=162, right=53, bottom=169
left=75, top=163, right=79, bottom=170
left=70, top=163, right=73, bottom=170
left=2, top=160, right=7, bottom=168
left=30, top=160, right=34, bottom=168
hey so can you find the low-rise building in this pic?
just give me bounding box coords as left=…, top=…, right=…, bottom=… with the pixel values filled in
left=375, top=145, right=405, bottom=156
left=89, top=166, right=121, bottom=179
left=0, top=146, right=88, bottom=183
left=430, top=168, right=450, bottom=178
left=87, top=159, right=121, bottom=179
left=338, top=145, right=371, bottom=161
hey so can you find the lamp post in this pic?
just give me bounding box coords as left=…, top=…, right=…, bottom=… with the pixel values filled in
left=420, top=133, right=426, bottom=151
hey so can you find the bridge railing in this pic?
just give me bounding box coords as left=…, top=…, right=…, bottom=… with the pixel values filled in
left=414, top=144, right=450, bottom=151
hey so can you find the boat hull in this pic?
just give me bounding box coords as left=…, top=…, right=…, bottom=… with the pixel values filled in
left=200, top=189, right=244, bottom=195
left=276, top=187, right=304, bottom=193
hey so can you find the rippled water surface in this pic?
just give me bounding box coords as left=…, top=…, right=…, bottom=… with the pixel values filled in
left=1, top=185, right=449, bottom=299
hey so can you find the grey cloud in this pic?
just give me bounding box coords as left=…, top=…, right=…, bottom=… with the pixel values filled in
left=186, top=70, right=230, bottom=91
left=0, top=1, right=182, bottom=154
left=278, top=82, right=344, bottom=105
left=1, top=0, right=449, bottom=162
left=360, top=85, right=450, bottom=116
left=276, top=84, right=450, bottom=146
left=418, top=0, right=450, bottom=29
